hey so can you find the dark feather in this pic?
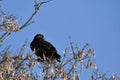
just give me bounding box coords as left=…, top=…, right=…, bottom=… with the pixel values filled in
left=30, top=34, right=61, bottom=62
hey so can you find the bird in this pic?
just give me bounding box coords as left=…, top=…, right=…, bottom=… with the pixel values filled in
left=30, top=34, right=61, bottom=63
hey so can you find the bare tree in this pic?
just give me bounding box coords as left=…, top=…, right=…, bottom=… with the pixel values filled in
left=0, top=0, right=119, bottom=80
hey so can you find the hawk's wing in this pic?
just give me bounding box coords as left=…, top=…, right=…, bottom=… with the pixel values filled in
left=42, top=40, right=57, bottom=53
left=30, top=38, right=61, bottom=62
left=39, top=40, right=61, bottom=61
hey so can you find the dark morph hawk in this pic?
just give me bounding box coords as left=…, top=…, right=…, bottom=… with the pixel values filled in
left=30, top=34, right=61, bottom=62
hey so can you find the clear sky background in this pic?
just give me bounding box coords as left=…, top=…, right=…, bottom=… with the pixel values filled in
left=1, top=0, right=120, bottom=79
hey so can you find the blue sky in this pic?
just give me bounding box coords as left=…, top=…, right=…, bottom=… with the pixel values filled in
left=1, top=0, right=120, bottom=79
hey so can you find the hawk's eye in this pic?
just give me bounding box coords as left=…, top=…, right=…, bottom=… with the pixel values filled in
left=35, top=34, right=44, bottom=39
left=37, top=35, right=43, bottom=38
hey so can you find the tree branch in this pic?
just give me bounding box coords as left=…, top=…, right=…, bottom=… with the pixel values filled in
left=0, top=0, right=53, bottom=44
left=18, top=0, right=53, bottom=31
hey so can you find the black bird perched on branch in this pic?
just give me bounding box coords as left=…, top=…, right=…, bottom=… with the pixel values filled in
left=30, top=34, right=61, bottom=63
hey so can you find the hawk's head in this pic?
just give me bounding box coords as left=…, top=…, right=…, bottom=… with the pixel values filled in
left=34, top=34, right=44, bottom=40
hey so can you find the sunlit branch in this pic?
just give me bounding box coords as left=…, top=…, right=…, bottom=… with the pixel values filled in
left=18, top=0, right=53, bottom=31
left=0, top=0, right=52, bottom=44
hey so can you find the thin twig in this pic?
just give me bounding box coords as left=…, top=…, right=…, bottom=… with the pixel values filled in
left=19, top=41, right=27, bottom=55
left=0, top=32, right=11, bottom=42
left=81, top=43, right=88, bottom=52
left=69, top=36, right=75, bottom=55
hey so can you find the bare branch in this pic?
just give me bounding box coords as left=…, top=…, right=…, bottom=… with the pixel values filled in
left=0, top=0, right=52, bottom=44
left=18, top=0, right=53, bottom=31
left=0, top=32, right=11, bottom=43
